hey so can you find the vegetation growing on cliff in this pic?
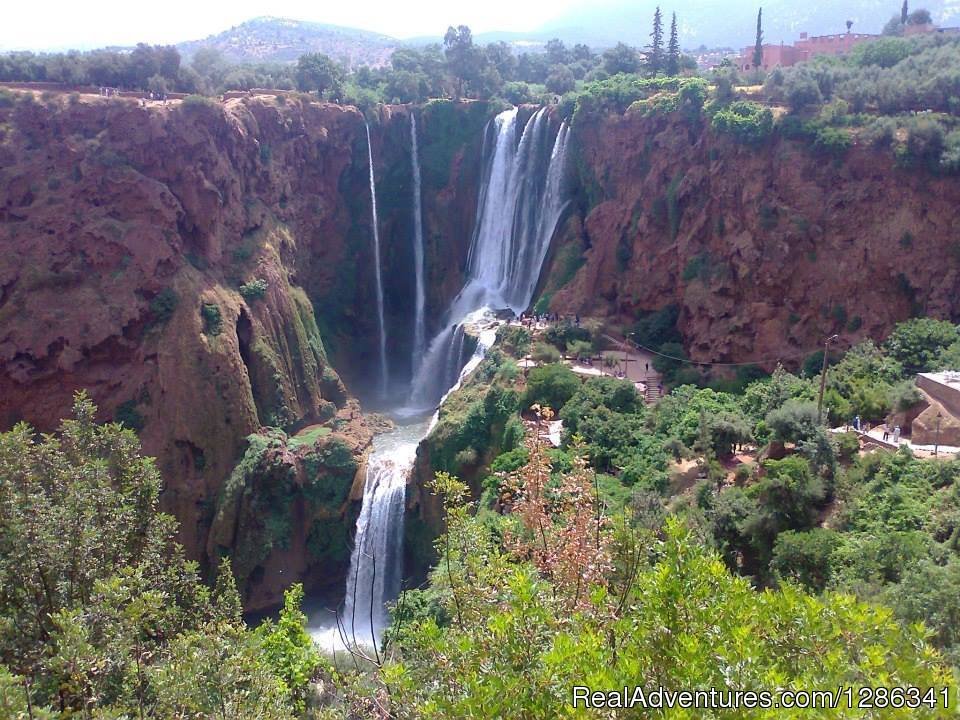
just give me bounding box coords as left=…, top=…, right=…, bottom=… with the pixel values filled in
left=757, top=33, right=960, bottom=171
left=423, top=348, right=523, bottom=478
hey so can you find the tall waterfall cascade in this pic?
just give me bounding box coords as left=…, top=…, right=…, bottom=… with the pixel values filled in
left=408, top=107, right=571, bottom=409
left=311, top=107, right=570, bottom=652
left=410, top=114, right=427, bottom=375
left=365, top=121, right=389, bottom=397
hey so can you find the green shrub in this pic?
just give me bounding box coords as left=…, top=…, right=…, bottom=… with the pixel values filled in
left=114, top=399, right=145, bottom=432
left=835, top=431, right=861, bottom=461
left=148, top=287, right=178, bottom=328
left=711, top=101, right=773, bottom=144
left=521, top=363, right=580, bottom=412
left=632, top=304, right=681, bottom=348
left=498, top=325, right=531, bottom=356
left=734, top=462, right=755, bottom=484
left=566, top=339, right=593, bottom=361
left=531, top=342, right=561, bottom=363
left=813, top=126, right=852, bottom=157
left=884, top=317, right=960, bottom=374
left=201, top=303, right=223, bottom=336
left=889, top=379, right=923, bottom=411
left=544, top=321, right=590, bottom=350
left=239, top=278, right=268, bottom=300
left=765, top=400, right=820, bottom=444
left=851, top=37, right=912, bottom=68
left=771, top=528, right=841, bottom=592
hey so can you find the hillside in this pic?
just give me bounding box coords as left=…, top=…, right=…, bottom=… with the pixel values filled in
left=177, top=16, right=398, bottom=67
left=535, top=0, right=960, bottom=49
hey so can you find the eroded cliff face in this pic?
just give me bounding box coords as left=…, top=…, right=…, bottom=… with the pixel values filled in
left=0, top=92, right=489, bottom=609
left=0, top=93, right=373, bottom=608
left=547, top=110, right=960, bottom=365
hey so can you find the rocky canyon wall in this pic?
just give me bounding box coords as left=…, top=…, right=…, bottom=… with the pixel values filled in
left=0, top=92, right=489, bottom=609
left=546, top=109, right=960, bottom=366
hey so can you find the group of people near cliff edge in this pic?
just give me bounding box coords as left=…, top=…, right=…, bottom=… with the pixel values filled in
left=518, top=312, right=579, bottom=327
left=852, top=415, right=901, bottom=444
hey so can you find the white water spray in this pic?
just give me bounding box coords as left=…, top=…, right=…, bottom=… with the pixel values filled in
left=365, top=121, right=389, bottom=397
left=410, top=113, right=427, bottom=375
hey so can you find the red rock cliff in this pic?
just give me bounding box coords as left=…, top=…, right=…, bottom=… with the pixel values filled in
left=548, top=110, right=960, bottom=365
left=0, top=93, right=377, bottom=607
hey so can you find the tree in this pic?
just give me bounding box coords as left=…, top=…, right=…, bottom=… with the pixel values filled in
left=545, top=64, right=576, bottom=94
left=602, top=42, right=640, bottom=75
left=883, top=14, right=906, bottom=35
left=783, top=67, right=823, bottom=110
left=908, top=7, right=932, bottom=24
left=0, top=394, right=296, bottom=717
left=545, top=38, right=570, bottom=66
left=502, top=81, right=533, bottom=104
left=765, top=399, right=821, bottom=444
left=253, top=584, right=321, bottom=713
left=902, top=0, right=909, bottom=24
left=295, top=53, right=344, bottom=98
left=385, top=69, right=426, bottom=103
left=666, top=13, right=681, bottom=75
left=484, top=41, right=517, bottom=81
left=649, top=6, right=664, bottom=73
left=884, top=318, right=960, bottom=375
left=572, top=43, right=594, bottom=62
left=771, top=528, right=840, bottom=591
left=444, top=25, right=482, bottom=99
left=522, top=363, right=581, bottom=411
left=753, top=8, right=764, bottom=69
left=389, top=511, right=952, bottom=717
left=149, top=623, right=294, bottom=719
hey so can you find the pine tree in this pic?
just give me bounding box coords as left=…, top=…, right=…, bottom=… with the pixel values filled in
left=753, top=8, right=764, bottom=69
left=901, top=0, right=909, bottom=25
left=649, top=6, right=664, bottom=73
left=667, top=12, right=681, bottom=75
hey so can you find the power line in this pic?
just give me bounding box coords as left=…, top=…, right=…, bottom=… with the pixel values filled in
left=607, top=334, right=835, bottom=368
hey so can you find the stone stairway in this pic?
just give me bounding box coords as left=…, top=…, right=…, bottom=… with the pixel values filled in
left=644, top=374, right=663, bottom=403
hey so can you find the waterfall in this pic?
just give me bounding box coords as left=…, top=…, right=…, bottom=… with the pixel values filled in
left=340, top=440, right=413, bottom=648
left=410, top=113, right=427, bottom=375
left=365, top=121, right=388, bottom=397
left=311, top=107, right=570, bottom=653
left=407, top=108, right=571, bottom=409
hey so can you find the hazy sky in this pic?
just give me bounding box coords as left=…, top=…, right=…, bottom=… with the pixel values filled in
left=2, top=0, right=585, bottom=50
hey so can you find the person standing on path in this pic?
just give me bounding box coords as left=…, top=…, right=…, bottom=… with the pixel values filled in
left=893, top=425, right=901, bottom=444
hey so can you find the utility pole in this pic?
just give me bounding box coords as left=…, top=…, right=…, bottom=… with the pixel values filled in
left=935, top=411, right=943, bottom=456
left=817, top=334, right=839, bottom=423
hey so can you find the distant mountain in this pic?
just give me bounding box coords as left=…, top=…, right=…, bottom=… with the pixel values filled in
left=408, top=0, right=960, bottom=52
left=177, top=16, right=399, bottom=67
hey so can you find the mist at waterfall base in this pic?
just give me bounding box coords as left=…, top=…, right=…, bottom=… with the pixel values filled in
left=308, top=107, right=570, bottom=652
